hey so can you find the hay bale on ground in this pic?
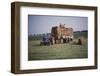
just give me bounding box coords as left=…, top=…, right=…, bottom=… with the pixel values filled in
left=77, top=37, right=86, bottom=45
left=70, top=37, right=87, bottom=45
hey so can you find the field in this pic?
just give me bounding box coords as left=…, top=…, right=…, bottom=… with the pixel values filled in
left=28, top=38, right=88, bottom=60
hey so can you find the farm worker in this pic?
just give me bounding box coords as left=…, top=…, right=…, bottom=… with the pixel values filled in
left=62, top=35, right=66, bottom=43
left=52, top=37, right=55, bottom=44
left=49, top=36, right=53, bottom=45
left=70, top=35, right=74, bottom=41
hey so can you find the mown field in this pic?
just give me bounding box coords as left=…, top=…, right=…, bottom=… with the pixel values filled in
left=28, top=38, right=88, bottom=60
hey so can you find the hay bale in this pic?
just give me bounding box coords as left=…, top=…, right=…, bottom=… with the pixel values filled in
left=78, top=38, right=82, bottom=45
left=70, top=37, right=87, bottom=45
left=78, top=37, right=86, bottom=45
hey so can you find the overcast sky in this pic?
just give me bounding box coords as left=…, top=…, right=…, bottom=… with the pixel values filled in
left=28, top=15, right=88, bottom=35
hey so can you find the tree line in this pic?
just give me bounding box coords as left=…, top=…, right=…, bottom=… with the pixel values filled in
left=28, top=30, right=88, bottom=41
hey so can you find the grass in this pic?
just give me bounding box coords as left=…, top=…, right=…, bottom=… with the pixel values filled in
left=28, top=39, right=88, bottom=60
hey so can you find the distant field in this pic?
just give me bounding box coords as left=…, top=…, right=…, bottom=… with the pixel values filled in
left=28, top=39, right=88, bottom=60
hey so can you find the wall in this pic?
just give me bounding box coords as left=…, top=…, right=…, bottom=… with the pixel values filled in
left=0, top=0, right=100, bottom=76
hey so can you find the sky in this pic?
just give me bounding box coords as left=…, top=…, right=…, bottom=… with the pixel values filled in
left=28, top=15, right=88, bottom=35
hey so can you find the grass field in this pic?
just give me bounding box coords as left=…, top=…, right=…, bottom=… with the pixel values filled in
left=28, top=39, right=88, bottom=60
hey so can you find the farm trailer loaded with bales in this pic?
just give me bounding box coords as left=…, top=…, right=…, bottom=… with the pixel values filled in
left=40, top=23, right=74, bottom=45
